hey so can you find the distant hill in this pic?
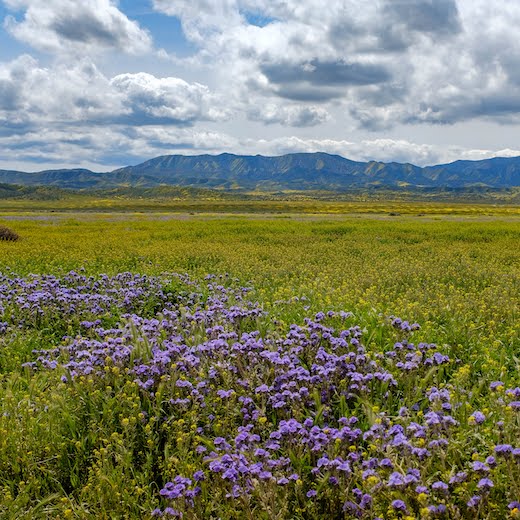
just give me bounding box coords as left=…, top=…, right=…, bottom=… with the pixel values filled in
left=0, top=183, right=246, bottom=201
left=1, top=153, right=519, bottom=191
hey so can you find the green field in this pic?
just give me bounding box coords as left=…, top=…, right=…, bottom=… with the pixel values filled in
left=0, top=204, right=519, bottom=519
left=1, top=209, right=518, bottom=346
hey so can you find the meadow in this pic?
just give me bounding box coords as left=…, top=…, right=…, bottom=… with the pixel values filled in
left=0, top=205, right=519, bottom=519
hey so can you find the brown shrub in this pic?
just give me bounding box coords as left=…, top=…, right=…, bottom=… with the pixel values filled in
left=0, top=226, right=19, bottom=241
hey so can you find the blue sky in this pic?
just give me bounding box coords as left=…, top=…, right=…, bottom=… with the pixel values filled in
left=117, top=0, right=195, bottom=56
left=1, top=0, right=520, bottom=171
left=0, top=4, right=36, bottom=60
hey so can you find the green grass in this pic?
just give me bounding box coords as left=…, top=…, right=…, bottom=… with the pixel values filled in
left=0, top=193, right=519, bottom=214
left=0, top=207, right=518, bottom=518
left=0, top=212, right=518, bottom=348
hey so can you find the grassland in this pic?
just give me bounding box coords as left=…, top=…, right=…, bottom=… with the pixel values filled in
left=0, top=203, right=519, bottom=519
left=1, top=195, right=520, bottom=215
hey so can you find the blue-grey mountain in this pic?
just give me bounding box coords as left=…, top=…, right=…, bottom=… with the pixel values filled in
left=0, top=153, right=519, bottom=190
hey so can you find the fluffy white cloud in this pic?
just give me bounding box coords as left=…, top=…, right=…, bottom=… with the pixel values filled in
left=0, top=55, right=227, bottom=128
left=111, top=73, right=230, bottom=124
left=153, top=0, right=520, bottom=129
left=0, top=55, right=120, bottom=126
left=2, top=0, right=520, bottom=171
left=152, top=0, right=241, bottom=45
left=7, top=0, right=520, bottom=133
left=4, top=0, right=152, bottom=54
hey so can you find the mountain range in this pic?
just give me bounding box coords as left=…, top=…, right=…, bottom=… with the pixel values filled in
left=0, top=152, right=519, bottom=191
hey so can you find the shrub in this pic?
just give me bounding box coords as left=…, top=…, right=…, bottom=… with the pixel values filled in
left=0, top=225, right=19, bottom=241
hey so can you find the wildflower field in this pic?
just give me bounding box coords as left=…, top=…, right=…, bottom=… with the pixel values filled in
left=0, top=208, right=519, bottom=519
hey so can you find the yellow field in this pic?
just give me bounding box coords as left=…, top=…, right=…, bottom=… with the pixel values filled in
left=0, top=207, right=519, bottom=518
left=1, top=210, right=518, bottom=358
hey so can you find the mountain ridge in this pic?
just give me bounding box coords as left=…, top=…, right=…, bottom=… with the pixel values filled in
left=0, top=152, right=519, bottom=190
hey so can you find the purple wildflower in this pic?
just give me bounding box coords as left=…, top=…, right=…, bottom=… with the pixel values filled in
left=432, top=481, right=449, bottom=493
left=467, top=495, right=481, bottom=508
left=387, top=472, right=405, bottom=488
left=391, top=500, right=407, bottom=513
left=193, top=470, right=205, bottom=482
left=485, top=456, right=497, bottom=467
left=472, top=461, right=489, bottom=473
left=495, top=444, right=513, bottom=456
left=477, top=478, right=494, bottom=491
left=470, top=411, right=486, bottom=424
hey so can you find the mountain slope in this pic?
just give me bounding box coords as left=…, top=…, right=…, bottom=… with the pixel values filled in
left=1, top=152, right=519, bottom=190
left=0, top=168, right=160, bottom=189
left=423, top=156, right=520, bottom=187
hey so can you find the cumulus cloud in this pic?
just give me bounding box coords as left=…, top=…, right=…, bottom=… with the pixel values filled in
left=0, top=125, right=239, bottom=171
left=12, top=0, right=519, bottom=132
left=3, top=0, right=152, bottom=54
left=152, top=0, right=241, bottom=44
left=0, top=56, right=227, bottom=128
left=2, top=0, right=520, bottom=170
left=0, top=55, right=119, bottom=128
left=111, top=73, right=230, bottom=125
left=248, top=104, right=329, bottom=127
left=152, top=0, right=520, bottom=129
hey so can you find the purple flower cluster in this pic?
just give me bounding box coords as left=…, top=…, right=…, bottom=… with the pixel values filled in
left=0, top=270, right=172, bottom=335
left=3, top=271, right=520, bottom=518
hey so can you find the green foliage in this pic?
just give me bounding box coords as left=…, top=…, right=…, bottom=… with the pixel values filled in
left=0, top=208, right=518, bottom=518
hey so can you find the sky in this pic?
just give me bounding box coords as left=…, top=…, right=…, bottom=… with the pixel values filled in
left=1, top=0, right=520, bottom=171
